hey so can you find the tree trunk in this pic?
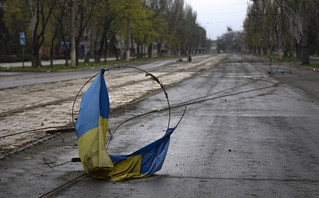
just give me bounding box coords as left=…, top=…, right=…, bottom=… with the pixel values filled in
left=267, top=47, right=271, bottom=55
left=84, top=32, right=90, bottom=63
left=130, top=36, right=135, bottom=59
left=126, top=19, right=130, bottom=62
left=31, top=39, right=42, bottom=67
left=31, top=8, right=41, bottom=68
left=32, top=53, right=42, bottom=68
left=296, top=43, right=302, bottom=59
left=94, top=50, right=100, bottom=63
left=157, top=42, right=162, bottom=56
left=76, top=45, right=79, bottom=66
left=113, top=41, right=119, bottom=61
left=104, top=34, right=108, bottom=62
left=50, top=27, right=59, bottom=67
left=64, top=48, right=70, bottom=66
left=50, top=46, right=54, bottom=67
left=96, top=35, right=105, bottom=63
left=65, top=55, right=69, bottom=66
left=148, top=42, right=153, bottom=58
left=70, top=2, right=76, bottom=67
left=84, top=52, right=90, bottom=63
left=137, top=43, right=141, bottom=58
left=301, top=1, right=309, bottom=65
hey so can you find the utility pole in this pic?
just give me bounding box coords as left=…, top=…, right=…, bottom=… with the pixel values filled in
left=301, top=0, right=309, bottom=65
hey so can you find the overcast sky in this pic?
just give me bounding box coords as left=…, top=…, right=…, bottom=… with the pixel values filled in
left=184, top=0, right=252, bottom=40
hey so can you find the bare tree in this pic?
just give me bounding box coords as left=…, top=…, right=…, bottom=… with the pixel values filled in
left=49, top=0, right=68, bottom=67
left=26, top=0, right=57, bottom=67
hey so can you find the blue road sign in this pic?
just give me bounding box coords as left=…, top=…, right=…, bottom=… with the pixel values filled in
left=20, top=32, right=25, bottom=45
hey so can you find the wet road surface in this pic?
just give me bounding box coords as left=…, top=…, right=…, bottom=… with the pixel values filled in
left=1, top=54, right=319, bottom=197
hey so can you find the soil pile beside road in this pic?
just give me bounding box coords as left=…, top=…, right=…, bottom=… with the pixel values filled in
left=0, top=54, right=228, bottom=157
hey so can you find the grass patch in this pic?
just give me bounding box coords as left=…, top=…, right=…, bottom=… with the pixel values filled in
left=262, top=54, right=319, bottom=70
left=265, top=54, right=300, bottom=62
left=0, top=56, right=168, bottom=72
left=303, top=63, right=319, bottom=70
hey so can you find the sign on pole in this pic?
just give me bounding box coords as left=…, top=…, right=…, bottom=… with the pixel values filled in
left=20, top=32, right=25, bottom=68
left=20, top=32, right=25, bottom=45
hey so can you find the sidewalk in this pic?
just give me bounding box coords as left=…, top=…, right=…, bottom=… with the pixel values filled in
left=0, top=58, right=117, bottom=68
left=310, top=56, right=319, bottom=63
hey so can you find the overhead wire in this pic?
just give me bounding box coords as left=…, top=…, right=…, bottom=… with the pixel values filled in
left=2, top=54, right=284, bottom=140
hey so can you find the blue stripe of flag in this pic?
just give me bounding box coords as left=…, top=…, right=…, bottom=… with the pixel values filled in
left=75, top=70, right=110, bottom=139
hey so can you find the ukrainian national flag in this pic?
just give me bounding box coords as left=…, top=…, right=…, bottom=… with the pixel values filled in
left=75, top=69, right=175, bottom=181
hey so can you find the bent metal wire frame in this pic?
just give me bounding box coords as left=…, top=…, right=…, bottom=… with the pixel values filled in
left=40, top=66, right=186, bottom=197
left=71, top=66, right=175, bottom=145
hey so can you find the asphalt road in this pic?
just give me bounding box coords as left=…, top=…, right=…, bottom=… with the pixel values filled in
left=1, top=53, right=319, bottom=197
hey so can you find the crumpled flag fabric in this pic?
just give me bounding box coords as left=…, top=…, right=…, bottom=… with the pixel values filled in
left=75, top=69, right=175, bottom=181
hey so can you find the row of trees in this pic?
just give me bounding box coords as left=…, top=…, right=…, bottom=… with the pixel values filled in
left=243, top=0, right=319, bottom=63
left=0, top=0, right=208, bottom=67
